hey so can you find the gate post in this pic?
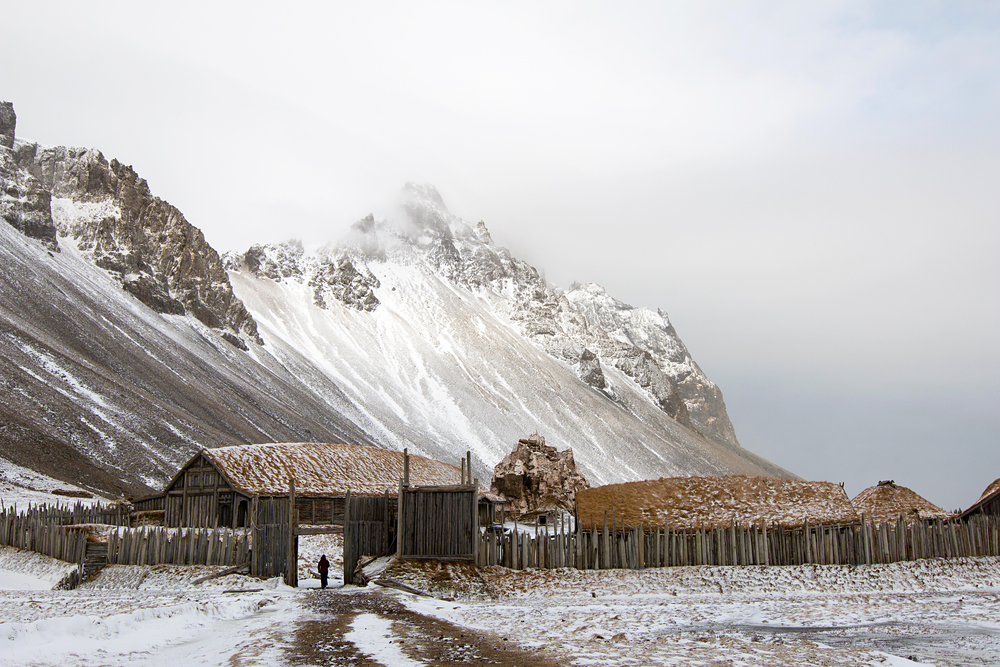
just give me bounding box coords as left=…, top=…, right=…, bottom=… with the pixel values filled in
left=343, top=490, right=353, bottom=584
left=250, top=494, right=259, bottom=577
left=472, top=477, right=479, bottom=564
left=286, top=478, right=297, bottom=587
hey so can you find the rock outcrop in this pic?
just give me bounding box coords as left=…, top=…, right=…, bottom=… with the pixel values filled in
left=490, top=434, right=590, bottom=518
left=1, top=103, right=59, bottom=250
left=0, top=102, right=14, bottom=149
left=225, top=239, right=380, bottom=312
left=0, top=102, right=261, bottom=346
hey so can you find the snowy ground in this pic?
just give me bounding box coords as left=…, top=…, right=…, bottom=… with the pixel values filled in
left=0, top=471, right=108, bottom=510
left=0, top=548, right=298, bottom=666
left=2, top=544, right=998, bottom=666
left=387, top=557, right=1000, bottom=666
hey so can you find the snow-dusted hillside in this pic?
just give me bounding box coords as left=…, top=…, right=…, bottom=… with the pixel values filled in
left=1, top=102, right=791, bottom=496
left=223, top=184, right=789, bottom=484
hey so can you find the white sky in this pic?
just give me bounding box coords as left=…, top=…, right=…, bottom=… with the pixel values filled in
left=2, top=1, right=998, bottom=511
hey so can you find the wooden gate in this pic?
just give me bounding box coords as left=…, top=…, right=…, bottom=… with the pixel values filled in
left=251, top=495, right=292, bottom=581
left=342, top=491, right=394, bottom=584
left=397, top=484, right=478, bottom=561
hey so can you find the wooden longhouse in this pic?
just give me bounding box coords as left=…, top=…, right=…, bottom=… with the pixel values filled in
left=575, top=475, right=861, bottom=531
left=137, top=442, right=499, bottom=529
left=960, top=478, right=1000, bottom=521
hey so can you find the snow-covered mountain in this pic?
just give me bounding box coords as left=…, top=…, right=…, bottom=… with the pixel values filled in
left=0, top=102, right=792, bottom=497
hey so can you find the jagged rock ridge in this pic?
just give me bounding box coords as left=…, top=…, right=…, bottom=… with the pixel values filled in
left=1, top=102, right=259, bottom=347
left=228, top=182, right=738, bottom=448
left=225, top=238, right=380, bottom=313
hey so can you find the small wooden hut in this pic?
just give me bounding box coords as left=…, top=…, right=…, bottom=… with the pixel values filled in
left=850, top=480, right=953, bottom=524
left=576, top=475, right=860, bottom=531
left=137, top=442, right=494, bottom=528
left=960, top=478, right=1000, bottom=521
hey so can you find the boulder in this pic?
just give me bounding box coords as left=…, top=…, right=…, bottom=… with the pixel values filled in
left=490, top=434, right=589, bottom=518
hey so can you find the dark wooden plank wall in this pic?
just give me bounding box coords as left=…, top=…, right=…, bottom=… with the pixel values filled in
left=252, top=496, right=291, bottom=579
left=399, top=487, right=476, bottom=560
left=969, top=493, right=1000, bottom=518
left=133, top=495, right=166, bottom=512
left=295, top=497, right=346, bottom=525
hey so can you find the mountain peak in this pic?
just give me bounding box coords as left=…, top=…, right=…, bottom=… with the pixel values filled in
left=401, top=182, right=447, bottom=211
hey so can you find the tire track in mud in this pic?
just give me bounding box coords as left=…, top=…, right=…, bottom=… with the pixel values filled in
left=289, top=588, right=567, bottom=667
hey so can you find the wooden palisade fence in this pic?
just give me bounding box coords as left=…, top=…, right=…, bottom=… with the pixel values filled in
left=478, top=513, right=1000, bottom=570
left=0, top=507, right=91, bottom=565
left=397, top=484, right=478, bottom=561
left=106, top=526, right=251, bottom=566
left=1, top=505, right=252, bottom=574
left=0, top=500, right=130, bottom=527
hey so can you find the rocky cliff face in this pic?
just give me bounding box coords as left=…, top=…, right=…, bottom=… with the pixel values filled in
left=224, top=237, right=380, bottom=313
left=0, top=102, right=260, bottom=347
left=490, top=434, right=590, bottom=517
left=1, top=102, right=59, bottom=251
left=564, top=283, right=739, bottom=448
left=232, top=182, right=737, bottom=448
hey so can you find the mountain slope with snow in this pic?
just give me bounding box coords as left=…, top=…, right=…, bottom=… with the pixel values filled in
left=222, top=184, right=790, bottom=484
left=0, top=102, right=792, bottom=496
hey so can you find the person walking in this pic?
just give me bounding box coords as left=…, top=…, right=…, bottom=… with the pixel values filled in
left=318, top=554, right=330, bottom=589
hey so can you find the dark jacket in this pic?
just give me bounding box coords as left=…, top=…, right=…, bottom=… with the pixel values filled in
left=318, top=556, right=330, bottom=574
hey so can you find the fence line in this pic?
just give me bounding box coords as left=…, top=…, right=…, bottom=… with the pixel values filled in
left=343, top=493, right=394, bottom=585
left=0, top=501, right=130, bottom=527
left=398, top=486, right=477, bottom=561
left=2, top=506, right=251, bottom=569
left=0, top=507, right=91, bottom=564
left=478, top=514, right=1000, bottom=570
left=105, top=526, right=251, bottom=566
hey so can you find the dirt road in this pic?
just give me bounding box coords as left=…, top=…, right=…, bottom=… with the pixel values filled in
left=289, top=587, right=567, bottom=667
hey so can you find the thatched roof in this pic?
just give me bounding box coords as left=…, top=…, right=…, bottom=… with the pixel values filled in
left=850, top=480, right=953, bottom=524
left=960, top=478, right=1000, bottom=519
left=974, top=478, right=1000, bottom=506
left=201, top=442, right=464, bottom=497
left=576, top=475, right=859, bottom=530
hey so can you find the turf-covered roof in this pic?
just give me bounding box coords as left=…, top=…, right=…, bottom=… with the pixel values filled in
left=960, top=478, right=1000, bottom=519
left=576, top=475, right=859, bottom=530
left=201, top=442, right=464, bottom=497
left=850, top=481, right=953, bottom=524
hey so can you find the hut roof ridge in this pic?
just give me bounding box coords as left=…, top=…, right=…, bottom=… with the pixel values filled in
left=202, top=442, right=463, bottom=497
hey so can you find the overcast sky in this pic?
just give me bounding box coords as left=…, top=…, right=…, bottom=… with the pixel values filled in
left=3, top=1, right=998, bottom=511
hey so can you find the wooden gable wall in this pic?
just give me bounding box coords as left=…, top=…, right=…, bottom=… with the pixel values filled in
left=966, top=493, right=1000, bottom=520
left=164, top=452, right=250, bottom=528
